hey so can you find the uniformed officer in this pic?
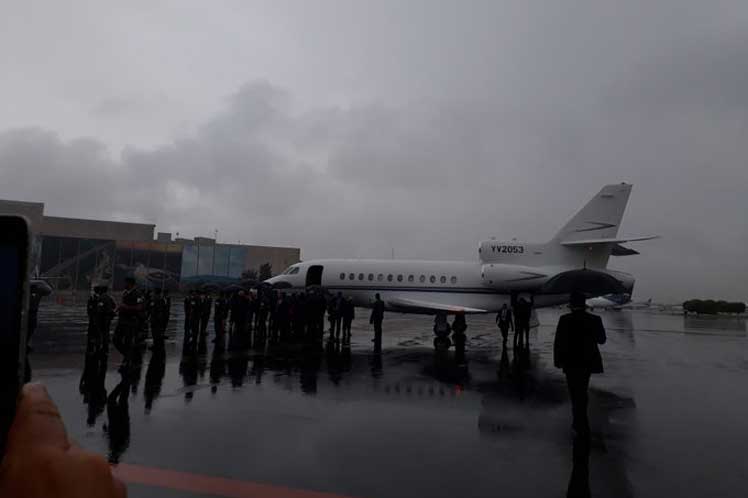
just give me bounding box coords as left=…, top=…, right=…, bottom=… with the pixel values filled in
left=213, top=291, right=230, bottom=346
left=113, top=276, right=144, bottom=367
left=26, top=282, right=46, bottom=350
left=183, top=290, right=194, bottom=339
left=163, top=289, right=172, bottom=338
left=199, top=291, right=212, bottom=343
left=87, top=283, right=116, bottom=354
left=149, top=288, right=168, bottom=352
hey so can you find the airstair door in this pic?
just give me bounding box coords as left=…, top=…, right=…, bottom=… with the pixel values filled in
left=306, top=265, right=323, bottom=287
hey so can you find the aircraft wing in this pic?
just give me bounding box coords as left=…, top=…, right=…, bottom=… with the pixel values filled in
left=387, top=297, right=488, bottom=314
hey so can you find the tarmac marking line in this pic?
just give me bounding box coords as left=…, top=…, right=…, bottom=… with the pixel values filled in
left=113, top=463, right=357, bottom=498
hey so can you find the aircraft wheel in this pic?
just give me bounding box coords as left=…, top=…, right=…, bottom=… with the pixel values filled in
left=434, top=336, right=452, bottom=351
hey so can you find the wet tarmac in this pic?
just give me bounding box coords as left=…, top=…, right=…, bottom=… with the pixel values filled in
left=29, top=303, right=748, bottom=497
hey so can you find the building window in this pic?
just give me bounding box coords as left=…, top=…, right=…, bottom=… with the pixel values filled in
left=430, top=275, right=436, bottom=283
left=349, top=273, right=355, bottom=280
left=397, top=274, right=403, bottom=282
left=359, top=273, right=364, bottom=280
left=450, top=276, right=457, bottom=284
left=368, top=273, right=374, bottom=281
left=340, top=272, right=346, bottom=280
left=387, top=274, right=393, bottom=282
left=419, top=275, right=426, bottom=283
left=408, top=275, right=414, bottom=282
left=440, top=276, right=446, bottom=284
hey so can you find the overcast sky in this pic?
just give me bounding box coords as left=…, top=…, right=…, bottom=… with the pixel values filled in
left=1, top=0, right=747, bottom=302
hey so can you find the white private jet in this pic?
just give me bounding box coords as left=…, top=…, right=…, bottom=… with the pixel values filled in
left=265, top=183, right=658, bottom=322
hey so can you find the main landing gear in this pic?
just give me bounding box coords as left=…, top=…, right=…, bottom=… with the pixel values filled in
left=433, top=313, right=452, bottom=351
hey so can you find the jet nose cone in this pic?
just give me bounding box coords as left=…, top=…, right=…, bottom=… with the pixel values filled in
left=264, top=276, right=291, bottom=289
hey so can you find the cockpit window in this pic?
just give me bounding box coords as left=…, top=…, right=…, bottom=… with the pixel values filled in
left=287, top=267, right=300, bottom=275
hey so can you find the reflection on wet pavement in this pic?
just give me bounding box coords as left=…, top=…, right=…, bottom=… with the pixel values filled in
left=30, top=305, right=748, bottom=498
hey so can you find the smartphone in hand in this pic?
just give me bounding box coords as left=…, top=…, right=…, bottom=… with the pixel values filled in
left=0, top=216, right=31, bottom=458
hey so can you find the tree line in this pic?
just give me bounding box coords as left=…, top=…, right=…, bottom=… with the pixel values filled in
left=683, top=299, right=746, bottom=315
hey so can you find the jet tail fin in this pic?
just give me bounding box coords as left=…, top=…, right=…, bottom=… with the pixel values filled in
left=553, top=184, right=632, bottom=243
left=547, top=184, right=635, bottom=269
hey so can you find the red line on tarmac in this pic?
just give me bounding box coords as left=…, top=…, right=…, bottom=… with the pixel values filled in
left=112, top=463, right=358, bottom=498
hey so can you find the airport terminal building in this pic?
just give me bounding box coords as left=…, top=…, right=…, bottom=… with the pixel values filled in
left=0, top=199, right=301, bottom=291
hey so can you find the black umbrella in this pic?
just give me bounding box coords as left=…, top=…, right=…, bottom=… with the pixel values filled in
left=30, top=279, right=53, bottom=296
left=200, top=283, right=222, bottom=292
left=223, top=284, right=246, bottom=293
left=541, top=269, right=625, bottom=296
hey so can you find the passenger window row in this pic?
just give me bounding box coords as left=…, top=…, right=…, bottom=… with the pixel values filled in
left=339, top=272, right=458, bottom=284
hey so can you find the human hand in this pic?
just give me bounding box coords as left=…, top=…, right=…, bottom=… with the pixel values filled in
left=0, top=383, right=126, bottom=498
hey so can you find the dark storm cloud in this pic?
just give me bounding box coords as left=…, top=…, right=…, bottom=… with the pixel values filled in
left=1, top=1, right=748, bottom=301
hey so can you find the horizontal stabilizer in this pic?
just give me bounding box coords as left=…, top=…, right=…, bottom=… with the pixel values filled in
left=561, top=235, right=659, bottom=246
left=388, top=297, right=488, bottom=314
left=611, top=244, right=639, bottom=256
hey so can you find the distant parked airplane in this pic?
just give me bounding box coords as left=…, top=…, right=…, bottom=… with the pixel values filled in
left=587, top=294, right=652, bottom=311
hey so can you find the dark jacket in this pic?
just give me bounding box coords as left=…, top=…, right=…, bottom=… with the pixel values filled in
left=370, top=300, right=384, bottom=324
left=553, top=310, right=606, bottom=374
left=495, top=308, right=514, bottom=328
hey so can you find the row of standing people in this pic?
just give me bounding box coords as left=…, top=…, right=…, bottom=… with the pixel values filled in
left=226, top=289, right=358, bottom=345
left=183, top=288, right=359, bottom=350
left=86, top=277, right=172, bottom=361
left=87, top=282, right=367, bottom=363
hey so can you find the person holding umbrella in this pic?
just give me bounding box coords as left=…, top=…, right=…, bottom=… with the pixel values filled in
left=554, top=291, right=607, bottom=439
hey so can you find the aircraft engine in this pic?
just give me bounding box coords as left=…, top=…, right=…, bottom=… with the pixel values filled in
left=480, top=263, right=550, bottom=292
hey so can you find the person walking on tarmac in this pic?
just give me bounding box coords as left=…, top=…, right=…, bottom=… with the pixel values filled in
left=495, top=303, right=514, bottom=347
left=554, top=291, right=607, bottom=438
left=514, top=296, right=533, bottom=348
left=113, top=276, right=144, bottom=368
left=333, top=292, right=344, bottom=340
left=342, top=297, right=355, bottom=342
left=370, top=294, right=385, bottom=350
left=327, top=295, right=338, bottom=340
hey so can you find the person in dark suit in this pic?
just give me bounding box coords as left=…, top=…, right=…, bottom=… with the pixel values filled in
left=514, top=296, right=533, bottom=348
left=554, top=291, right=607, bottom=438
left=370, top=294, right=385, bottom=350
left=495, top=303, right=514, bottom=347
left=342, top=297, right=355, bottom=341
